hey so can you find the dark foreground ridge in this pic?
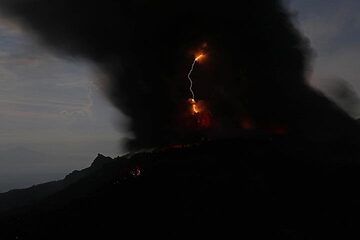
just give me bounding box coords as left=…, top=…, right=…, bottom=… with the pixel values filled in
left=1, top=134, right=360, bottom=239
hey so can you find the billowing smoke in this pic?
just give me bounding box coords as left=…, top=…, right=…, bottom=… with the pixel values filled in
left=1, top=0, right=359, bottom=150
left=317, top=78, right=360, bottom=119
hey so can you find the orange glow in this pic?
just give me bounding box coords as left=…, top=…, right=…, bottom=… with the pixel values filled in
left=192, top=103, right=200, bottom=114
left=195, top=53, right=205, bottom=62
left=183, top=98, right=212, bottom=129
left=190, top=98, right=200, bottom=114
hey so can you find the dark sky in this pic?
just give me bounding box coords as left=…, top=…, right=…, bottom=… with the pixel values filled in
left=0, top=0, right=359, bottom=192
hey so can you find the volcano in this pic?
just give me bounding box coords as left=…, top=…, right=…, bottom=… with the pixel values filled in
left=0, top=1, right=360, bottom=239
left=1, top=133, right=360, bottom=239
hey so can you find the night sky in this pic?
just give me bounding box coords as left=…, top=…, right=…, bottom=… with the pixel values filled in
left=0, top=0, right=359, bottom=192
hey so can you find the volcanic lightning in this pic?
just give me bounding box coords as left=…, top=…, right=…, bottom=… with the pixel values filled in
left=187, top=53, right=205, bottom=102
left=181, top=49, right=212, bottom=129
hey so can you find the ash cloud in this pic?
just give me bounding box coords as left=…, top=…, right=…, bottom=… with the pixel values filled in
left=1, top=0, right=359, bottom=149
left=318, top=78, right=360, bottom=119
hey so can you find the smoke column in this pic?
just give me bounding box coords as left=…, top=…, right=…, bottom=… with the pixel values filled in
left=0, top=0, right=359, bottom=150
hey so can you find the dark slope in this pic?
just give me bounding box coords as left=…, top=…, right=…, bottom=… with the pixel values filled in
left=1, top=134, right=360, bottom=239
left=0, top=154, right=115, bottom=213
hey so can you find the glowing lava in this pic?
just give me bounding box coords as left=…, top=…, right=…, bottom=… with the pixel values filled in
left=190, top=98, right=200, bottom=114
left=187, top=98, right=212, bottom=128
left=195, top=53, right=205, bottom=62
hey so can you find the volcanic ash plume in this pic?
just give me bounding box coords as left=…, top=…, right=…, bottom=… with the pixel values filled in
left=1, top=0, right=360, bottom=150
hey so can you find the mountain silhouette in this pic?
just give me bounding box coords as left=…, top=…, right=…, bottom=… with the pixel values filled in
left=0, top=153, right=114, bottom=213
left=0, top=147, right=90, bottom=192
left=1, top=134, right=360, bottom=239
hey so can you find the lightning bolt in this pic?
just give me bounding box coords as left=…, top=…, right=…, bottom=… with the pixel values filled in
left=187, top=54, right=204, bottom=101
